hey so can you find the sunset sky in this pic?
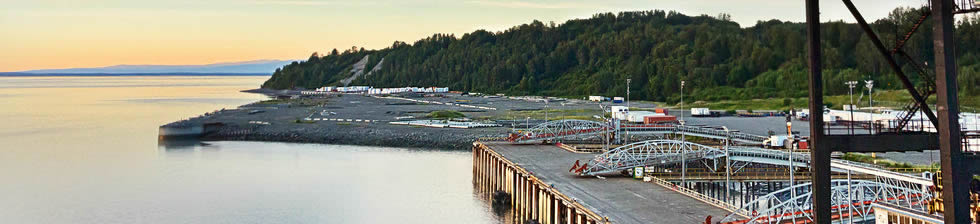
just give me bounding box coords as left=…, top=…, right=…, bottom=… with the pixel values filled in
left=1, top=0, right=924, bottom=72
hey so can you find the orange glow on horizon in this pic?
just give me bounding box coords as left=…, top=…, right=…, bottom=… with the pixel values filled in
left=1, top=0, right=922, bottom=72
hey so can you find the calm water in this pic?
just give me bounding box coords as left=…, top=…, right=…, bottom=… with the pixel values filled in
left=0, top=76, right=498, bottom=223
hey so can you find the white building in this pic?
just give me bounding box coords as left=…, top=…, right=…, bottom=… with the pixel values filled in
left=626, top=111, right=663, bottom=123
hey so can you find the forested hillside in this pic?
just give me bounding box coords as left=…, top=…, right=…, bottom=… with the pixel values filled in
left=262, top=7, right=980, bottom=103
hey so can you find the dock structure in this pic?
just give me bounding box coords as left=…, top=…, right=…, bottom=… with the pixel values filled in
left=473, top=142, right=730, bottom=224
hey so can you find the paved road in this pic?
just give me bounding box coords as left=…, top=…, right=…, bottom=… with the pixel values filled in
left=487, top=142, right=729, bottom=224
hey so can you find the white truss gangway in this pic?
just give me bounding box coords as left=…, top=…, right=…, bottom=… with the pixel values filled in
left=571, top=139, right=936, bottom=224
left=508, top=119, right=768, bottom=145
left=507, top=120, right=613, bottom=143
left=718, top=179, right=932, bottom=224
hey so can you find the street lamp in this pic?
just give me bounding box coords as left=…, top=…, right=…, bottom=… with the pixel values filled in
left=846, top=81, right=858, bottom=135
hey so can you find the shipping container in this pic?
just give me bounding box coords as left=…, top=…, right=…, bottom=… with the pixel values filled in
left=644, top=115, right=677, bottom=124
left=627, top=111, right=659, bottom=123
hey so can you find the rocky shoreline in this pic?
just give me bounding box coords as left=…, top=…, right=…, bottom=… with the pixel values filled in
left=159, top=92, right=549, bottom=151
left=200, top=122, right=500, bottom=150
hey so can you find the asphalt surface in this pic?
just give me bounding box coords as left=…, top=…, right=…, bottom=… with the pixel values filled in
left=486, top=142, right=730, bottom=224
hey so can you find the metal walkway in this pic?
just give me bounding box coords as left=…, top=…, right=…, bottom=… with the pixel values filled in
left=719, top=179, right=931, bottom=224
left=573, top=139, right=934, bottom=224
left=507, top=119, right=613, bottom=143
left=509, top=120, right=768, bottom=145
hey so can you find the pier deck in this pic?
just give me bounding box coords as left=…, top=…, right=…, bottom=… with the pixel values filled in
left=484, top=142, right=730, bottom=224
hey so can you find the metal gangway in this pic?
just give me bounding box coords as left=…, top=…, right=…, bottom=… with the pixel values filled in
left=571, top=139, right=935, bottom=224
left=506, top=119, right=613, bottom=143
left=622, top=124, right=769, bottom=145
left=508, top=119, right=768, bottom=145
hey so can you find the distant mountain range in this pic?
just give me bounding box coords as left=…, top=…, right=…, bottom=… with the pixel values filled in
left=5, top=60, right=295, bottom=76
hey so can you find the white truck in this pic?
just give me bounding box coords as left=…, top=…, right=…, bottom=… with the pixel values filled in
left=691, top=108, right=712, bottom=117
left=611, top=106, right=629, bottom=120
left=612, top=97, right=625, bottom=103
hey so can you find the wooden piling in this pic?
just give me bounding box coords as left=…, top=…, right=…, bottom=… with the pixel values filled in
left=472, top=142, right=608, bottom=224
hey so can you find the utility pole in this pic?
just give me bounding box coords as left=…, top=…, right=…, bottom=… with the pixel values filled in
left=846, top=81, right=858, bottom=135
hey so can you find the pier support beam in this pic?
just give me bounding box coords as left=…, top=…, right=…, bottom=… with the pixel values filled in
left=931, top=0, right=972, bottom=223
left=805, top=0, right=832, bottom=223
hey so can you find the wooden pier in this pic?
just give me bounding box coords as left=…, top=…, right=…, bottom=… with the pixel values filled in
left=473, top=141, right=730, bottom=224
left=473, top=142, right=607, bottom=224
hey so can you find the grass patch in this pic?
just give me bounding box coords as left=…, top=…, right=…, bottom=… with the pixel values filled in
left=427, top=110, right=465, bottom=119
left=663, top=90, right=979, bottom=111
left=683, top=98, right=808, bottom=111
left=839, top=153, right=939, bottom=170
left=337, top=122, right=352, bottom=125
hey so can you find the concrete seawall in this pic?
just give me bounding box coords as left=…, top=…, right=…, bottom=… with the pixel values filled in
left=473, top=142, right=608, bottom=224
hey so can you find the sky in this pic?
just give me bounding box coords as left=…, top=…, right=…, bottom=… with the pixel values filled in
left=0, top=0, right=928, bottom=72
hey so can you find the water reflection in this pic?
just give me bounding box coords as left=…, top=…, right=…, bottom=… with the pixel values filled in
left=157, top=139, right=218, bottom=153
left=0, top=76, right=499, bottom=224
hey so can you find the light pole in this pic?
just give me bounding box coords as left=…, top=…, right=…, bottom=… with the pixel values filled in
left=626, top=78, right=631, bottom=142
left=723, top=126, right=731, bottom=202
left=846, top=81, right=858, bottom=135
left=865, top=80, right=874, bottom=134
left=545, top=101, right=549, bottom=121
left=680, top=80, right=686, bottom=187
left=788, top=120, right=797, bottom=224
left=680, top=80, right=685, bottom=125
left=627, top=78, right=631, bottom=110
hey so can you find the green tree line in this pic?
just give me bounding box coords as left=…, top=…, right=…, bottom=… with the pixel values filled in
left=262, top=7, right=980, bottom=104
